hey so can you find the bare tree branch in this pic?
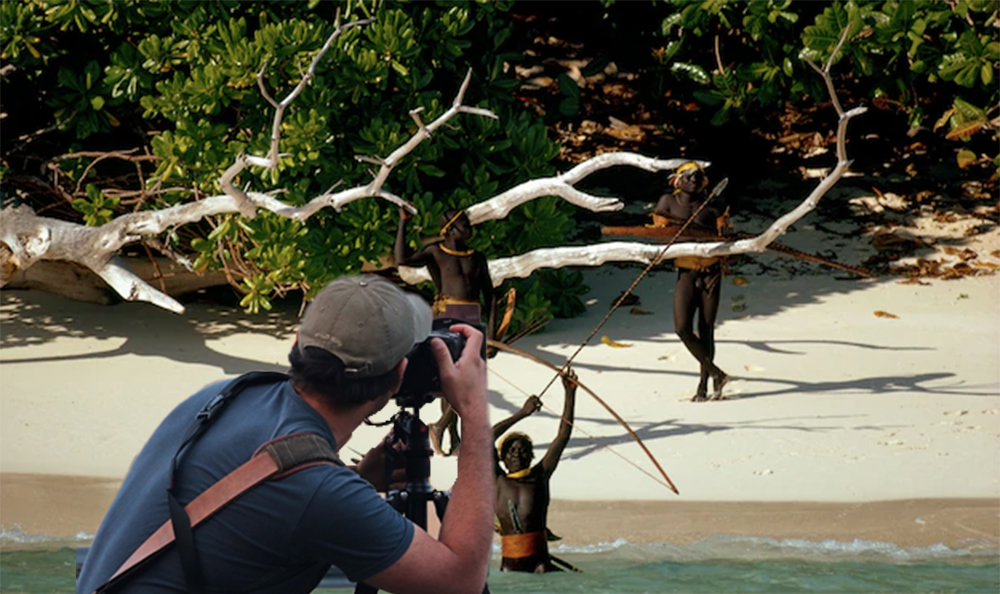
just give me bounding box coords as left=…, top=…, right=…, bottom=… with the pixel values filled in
left=220, top=13, right=376, bottom=217
left=465, top=155, right=708, bottom=224
left=402, top=33, right=866, bottom=288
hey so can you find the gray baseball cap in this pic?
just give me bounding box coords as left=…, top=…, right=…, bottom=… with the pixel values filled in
left=297, top=276, right=432, bottom=378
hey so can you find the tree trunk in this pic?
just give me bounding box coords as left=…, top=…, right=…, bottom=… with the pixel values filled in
left=4, top=257, right=229, bottom=305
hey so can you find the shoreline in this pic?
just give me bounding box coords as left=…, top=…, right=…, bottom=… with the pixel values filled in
left=2, top=472, right=997, bottom=552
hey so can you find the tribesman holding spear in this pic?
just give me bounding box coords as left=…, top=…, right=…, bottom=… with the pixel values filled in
left=650, top=162, right=733, bottom=401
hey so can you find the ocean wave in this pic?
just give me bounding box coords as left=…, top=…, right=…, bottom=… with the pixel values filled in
left=0, top=524, right=94, bottom=547
left=543, top=534, right=999, bottom=564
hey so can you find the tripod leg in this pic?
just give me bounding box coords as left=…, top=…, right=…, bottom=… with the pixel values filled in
left=431, top=490, right=449, bottom=522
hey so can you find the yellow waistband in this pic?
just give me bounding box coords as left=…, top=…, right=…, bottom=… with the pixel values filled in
left=501, top=531, right=547, bottom=559
left=432, top=296, right=480, bottom=315
left=675, top=256, right=719, bottom=271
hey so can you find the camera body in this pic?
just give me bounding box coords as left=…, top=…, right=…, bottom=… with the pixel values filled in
left=395, top=317, right=486, bottom=408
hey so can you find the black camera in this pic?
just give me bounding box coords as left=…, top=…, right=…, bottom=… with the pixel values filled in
left=394, top=317, right=486, bottom=408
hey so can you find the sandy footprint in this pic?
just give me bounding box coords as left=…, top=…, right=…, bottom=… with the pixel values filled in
left=943, top=410, right=969, bottom=416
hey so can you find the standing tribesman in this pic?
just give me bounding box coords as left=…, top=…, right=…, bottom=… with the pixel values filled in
left=396, top=207, right=496, bottom=455
left=653, top=161, right=731, bottom=401
left=493, top=368, right=578, bottom=573
left=78, top=276, right=492, bottom=594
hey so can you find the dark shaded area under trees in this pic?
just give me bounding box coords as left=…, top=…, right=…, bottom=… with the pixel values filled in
left=501, top=1, right=997, bottom=283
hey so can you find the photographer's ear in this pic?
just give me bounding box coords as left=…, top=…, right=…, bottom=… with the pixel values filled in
left=389, top=358, right=407, bottom=395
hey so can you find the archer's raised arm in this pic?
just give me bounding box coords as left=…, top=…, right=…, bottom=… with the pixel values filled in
left=540, top=368, right=577, bottom=475
left=492, top=396, right=540, bottom=441
left=395, top=207, right=434, bottom=267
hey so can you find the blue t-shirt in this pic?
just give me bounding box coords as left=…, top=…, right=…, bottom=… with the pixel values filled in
left=77, top=377, right=414, bottom=593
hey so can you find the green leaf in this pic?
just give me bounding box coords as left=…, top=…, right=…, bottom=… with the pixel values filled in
left=390, top=59, right=409, bottom=77
left=558, top=96, right=579, bottom=117
left=418, top=163, right=446, bottom=177
left=671, top=62, right=710, bottom=84
left=557, top=73, right=580, bottom=99
left=956, top=149, right=977, bottom=168
left=981, top=62, right=993, bottom=86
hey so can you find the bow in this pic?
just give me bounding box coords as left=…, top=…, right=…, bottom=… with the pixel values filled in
left=487, top=339, right=679, bottom=495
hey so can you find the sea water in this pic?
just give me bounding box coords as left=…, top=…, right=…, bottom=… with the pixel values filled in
left=2, top=528, right=997, bottom=593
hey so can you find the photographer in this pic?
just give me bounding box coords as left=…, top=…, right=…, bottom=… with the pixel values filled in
left=77, top=275, right=493, bottom=594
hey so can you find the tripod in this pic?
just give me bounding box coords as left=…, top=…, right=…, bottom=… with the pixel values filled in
left=354, top=404, right=489, bottom=594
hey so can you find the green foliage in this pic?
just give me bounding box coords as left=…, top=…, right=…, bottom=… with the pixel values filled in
left=557, top=73, right=581, bottom=116
left=2, top=0, right=584, bottom=320
left=937, top=28, right=998, bottom=88
left=649, top=1, right=998, bottom=129
left=71, top=184, right=119, bottom=226
left=505, top=277, right=555, bottom=339
left=538, top=268, right=589, bottom=318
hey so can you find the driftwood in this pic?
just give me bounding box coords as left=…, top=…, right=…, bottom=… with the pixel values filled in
left=4, top=257, right=229, bottom=305
left=600, top=224, right=875, bottom=278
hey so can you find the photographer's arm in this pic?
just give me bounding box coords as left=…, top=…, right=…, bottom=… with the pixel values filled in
left=366, top=324, right=492, bottom=594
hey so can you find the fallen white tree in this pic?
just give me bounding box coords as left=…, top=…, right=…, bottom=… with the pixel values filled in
left=1, top=18, right=863, bottom=313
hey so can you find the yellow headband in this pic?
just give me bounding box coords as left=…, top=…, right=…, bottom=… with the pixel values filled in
left=440, top=210, right=465, bottom=235
left=497, top=431, right=533, bottom=457
left=675, top=161, right=703, bottom=175
left=673, top=161, right=708, bottom=191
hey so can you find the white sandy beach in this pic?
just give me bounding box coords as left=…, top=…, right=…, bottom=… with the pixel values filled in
left=2, top=265, right=999, bottom=549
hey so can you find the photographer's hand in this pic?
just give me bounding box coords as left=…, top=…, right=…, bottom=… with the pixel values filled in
left=432, top=324, right=488, bottom=424
left=354, top=436, right=406, bottom=492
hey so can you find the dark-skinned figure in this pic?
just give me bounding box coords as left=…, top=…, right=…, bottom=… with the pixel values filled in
left=396, top=207, right=496, bottom=454
left=653, top=162, right=731, bottom=401
left=493, top=368, right=578, bottom=573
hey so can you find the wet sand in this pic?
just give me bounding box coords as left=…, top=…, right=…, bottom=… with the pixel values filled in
left=548, top=498, right=1000, bottom=549
left=2, top=473, right=996, bottom=551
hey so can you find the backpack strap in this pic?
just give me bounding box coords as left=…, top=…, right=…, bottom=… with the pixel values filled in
left=165, top=371, right=290, bottom=594
left=94, top=432, right=342, bottom=593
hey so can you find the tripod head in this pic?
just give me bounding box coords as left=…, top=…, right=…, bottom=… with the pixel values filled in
left=383, top=407, right=435, bottom=507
